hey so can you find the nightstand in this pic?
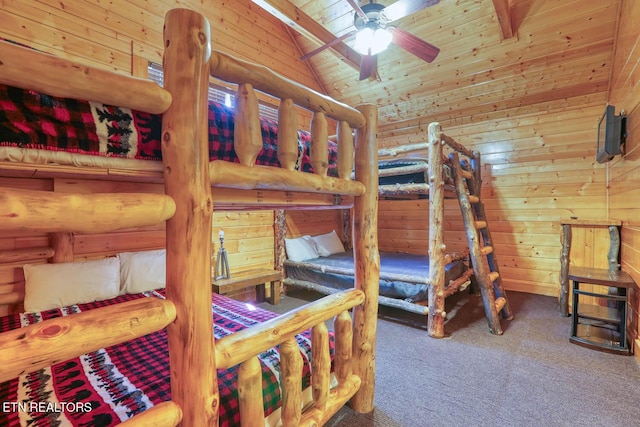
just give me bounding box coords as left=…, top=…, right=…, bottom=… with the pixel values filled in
left=569, top=266, right=635, bottom=355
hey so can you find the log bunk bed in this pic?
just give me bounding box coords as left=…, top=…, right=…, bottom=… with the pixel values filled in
left=284, top=123, right=512, bottom=338
left=0, top=8, right=380, bottom=427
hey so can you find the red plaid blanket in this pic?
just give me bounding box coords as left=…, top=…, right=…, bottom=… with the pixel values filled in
left=0, top=83, right=338, bottom=174
left=0, top=292, right=334, bottom=426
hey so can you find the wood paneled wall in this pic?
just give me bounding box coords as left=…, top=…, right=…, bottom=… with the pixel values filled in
left=0, top=0, right=323, bottom=90
left=378, top=99, right=609, bottom=298
left=0, top=0, right=324, bottom=311
left=0, top=176, right=277, bottom=314
left=285, top=210, right=344, bottom=240
left=607, top=0, right=640, bottom=357
left=378, top=199, right=465, bottom=255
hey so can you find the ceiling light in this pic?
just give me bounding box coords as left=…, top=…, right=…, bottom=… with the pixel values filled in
left=354, top=26, right=393, bottom=56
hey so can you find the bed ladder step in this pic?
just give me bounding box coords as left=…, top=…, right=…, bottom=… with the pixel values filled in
left=449, top=152, right=513, bottom=335
left=480, top=246, right=494, bottom=256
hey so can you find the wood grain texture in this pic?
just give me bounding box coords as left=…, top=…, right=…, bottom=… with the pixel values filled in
left=0, top=297, right=176, bottom=383
left=115, top=398, right=182, bottom=427
left=0, top=188, right=175, bottom=234
left=162, top=9, right=217, bottom=426
left=350, top=103, right=379, bottom=412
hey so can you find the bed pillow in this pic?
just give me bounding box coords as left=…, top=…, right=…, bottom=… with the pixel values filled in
left=312, top=230, right=345, bottom=257
left=285, top=235, right=319, bottom=262
left=23, top=257, right=120, bottom=312
left=118, top=249, right=166, bottom=294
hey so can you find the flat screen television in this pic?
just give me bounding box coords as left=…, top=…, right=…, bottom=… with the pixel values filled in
left=596, top=105, right=626, bottom=164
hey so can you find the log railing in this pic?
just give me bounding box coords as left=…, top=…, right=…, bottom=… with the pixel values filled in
left=215, top=289, right=364, bottom=425
left=209, top=50, right=365, bottom=194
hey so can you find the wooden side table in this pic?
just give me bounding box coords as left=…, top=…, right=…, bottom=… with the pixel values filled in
left=559, top=219, right=621, bottom=316
left=569, top=266, right=635, bottom=355
left=212, top=269, right=283, bottom=304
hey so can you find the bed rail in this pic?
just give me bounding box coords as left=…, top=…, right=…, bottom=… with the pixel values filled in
left=0, top=40, right=171, bottom=114
left=216, top=289, right=364, bottom=425
left=0, top=297, right=176, bottom=383
left=209, top=50, right=367, bottom=196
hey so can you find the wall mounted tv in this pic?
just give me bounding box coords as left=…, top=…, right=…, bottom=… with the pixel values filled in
left=596, top=104, right=627, bottom=164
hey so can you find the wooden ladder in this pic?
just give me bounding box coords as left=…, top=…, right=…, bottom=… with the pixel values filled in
left=449, top=152, right=513, bottom=334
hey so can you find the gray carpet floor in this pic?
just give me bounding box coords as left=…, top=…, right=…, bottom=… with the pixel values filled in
left=259, top=288, right=640, bottom=427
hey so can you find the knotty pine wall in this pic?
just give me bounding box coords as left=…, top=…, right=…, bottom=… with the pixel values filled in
left=378, top=101, right=610, bottom=298
left=607, top=0, right=640, bottom=357
left=0, top=176, right=278, bottom=314
left=285, top=210, right=345, bottom=241
left=0, top=0, right=324, bottom=312
left=375, top=0, right=640, bottom=349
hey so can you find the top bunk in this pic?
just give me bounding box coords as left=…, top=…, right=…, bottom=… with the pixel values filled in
left=0, top=35, right=377, bottom=211
left=376, top=134, right=481, bottom=200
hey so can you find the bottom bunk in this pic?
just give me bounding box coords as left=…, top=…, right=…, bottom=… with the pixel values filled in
left=0, top=290, right=335, bottom=426
left=284, top=249, right=472, bottom=316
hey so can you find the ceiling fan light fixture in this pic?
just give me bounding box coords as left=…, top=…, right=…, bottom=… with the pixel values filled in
left=354, top=26, right=393, bottom=56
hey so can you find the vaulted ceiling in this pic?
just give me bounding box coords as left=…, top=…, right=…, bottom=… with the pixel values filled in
left=253, top=0, right=620, bottom=133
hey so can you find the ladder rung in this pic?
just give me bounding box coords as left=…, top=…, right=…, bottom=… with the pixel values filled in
left=475, top=220, right=487, bottom=229
left=468, top=195, right=480, bottom=203
left=480, top=246, right=494, bottom=256
left=488, top=271, right=500, bottom=282
left=461, top=169, right=473, bottom=179
left=495, top=297, right=506, bottom=312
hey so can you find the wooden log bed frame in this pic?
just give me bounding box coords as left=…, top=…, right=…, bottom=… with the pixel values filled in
left=0, top=8, right=379, bottom=427
left=284, top=123, right=488, bottom=338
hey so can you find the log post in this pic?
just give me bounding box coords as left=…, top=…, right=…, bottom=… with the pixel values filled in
left=559, top=223, right=571, bottom=316
left=608, top=225, right=620, bottom=270
left=49, top=232, right=74, bottom=263
left=277, top=98, right=298, bottom=170
left=238, top=357, right=264, bottom=426
left=312, top=322, right=330, bottom=411
left=342, top=209, right=352, bottom=250
left=337, top=121, right=354, bottom=180
left=280, top=338, right=303, bottom=426
left=162, top=9, right=216, bottom=426
left=274, top=209, right=287, bottom=299
left=235, top=83, right=262, bottom=166
left=310, top=111, right=329, bottom=176
left=350, top=103, right=379, bottom=413
left=334, top=310, right=353, bottom=384
left=428, top=123, right=446, bottom=337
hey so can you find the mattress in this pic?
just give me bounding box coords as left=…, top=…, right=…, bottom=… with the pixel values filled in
left=286, top=250, right=467, bottom=303
left=0, top=290, right=330, bottom=426
left=0, top=83, right=338, bottom=174
left=378, top=158, right=428, bottom=185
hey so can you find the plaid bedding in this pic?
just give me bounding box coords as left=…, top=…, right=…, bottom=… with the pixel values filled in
left=0, top=83, right=338, bottom=174
left=0, top=291, right=333, bottom=426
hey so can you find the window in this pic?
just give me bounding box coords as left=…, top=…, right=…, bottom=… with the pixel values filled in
left=147, top=62, right=278, bottom=121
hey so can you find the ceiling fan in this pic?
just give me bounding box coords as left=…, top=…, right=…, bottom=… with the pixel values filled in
left=302, top=0, right=441, bottom=80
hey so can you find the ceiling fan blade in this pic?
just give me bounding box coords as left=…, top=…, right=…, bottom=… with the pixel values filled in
left=301, top=30, right=356, bottom=61
left=390, top=27, right=440, bottom=63
left=346, top=0, right=369, bottom=22
left=382, top=0, right=439, bottom=23
left=359, top=54, right=378, bottom=81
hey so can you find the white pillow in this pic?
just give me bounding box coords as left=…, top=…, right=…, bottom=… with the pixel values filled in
left=285, top=235, right=319, bottom=262
left=118, top=249, right=166, bottom=294
left=23, top=257, right=120, bottom=312
left=312, top=230, right=345, bottom=257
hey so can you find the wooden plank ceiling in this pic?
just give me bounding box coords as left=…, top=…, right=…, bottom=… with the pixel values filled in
left=254, top=0, right=620, bottom=131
